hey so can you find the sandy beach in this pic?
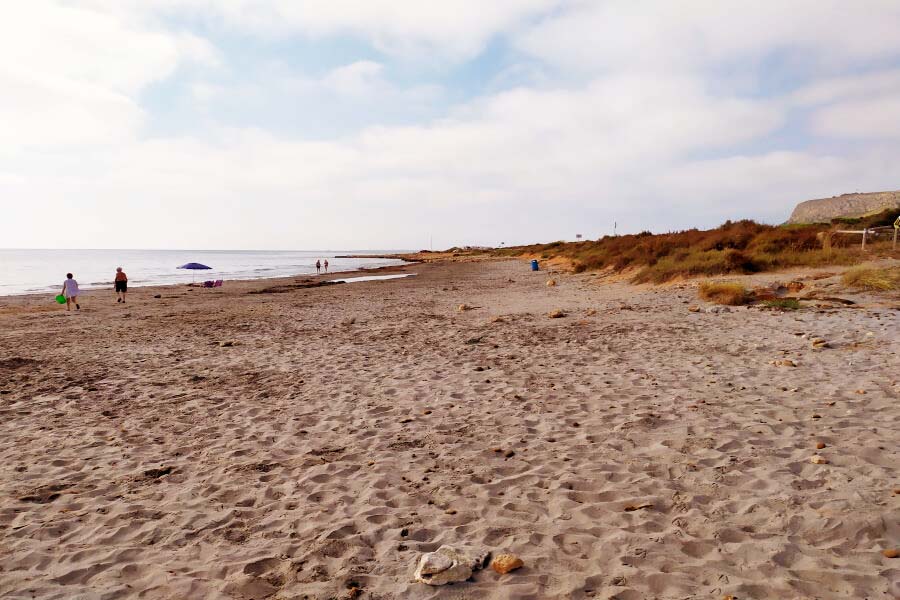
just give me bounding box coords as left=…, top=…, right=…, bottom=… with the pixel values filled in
left=0, top=259, right=898, bottom=600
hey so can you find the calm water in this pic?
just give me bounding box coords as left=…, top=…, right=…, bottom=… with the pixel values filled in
left=0, top=249, right=408, bottom=296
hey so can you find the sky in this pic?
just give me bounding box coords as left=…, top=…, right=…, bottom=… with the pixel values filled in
left=2, top=1, right=900, bottom=251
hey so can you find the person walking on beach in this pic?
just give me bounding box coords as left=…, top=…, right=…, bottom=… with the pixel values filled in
left=323, top=259, right=329, bottom=273
left=61, top=273, right=80, bottom=311
left=114, top=267, right=128, bottom=303
left=316, top=260, right=321, bottom=274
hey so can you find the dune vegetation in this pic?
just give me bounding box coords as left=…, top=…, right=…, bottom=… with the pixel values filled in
left=496, top=210, right=899, bottom=283
left=841, top=265, right=900, bottom=291
left=697, top=282, right=750, bottom=306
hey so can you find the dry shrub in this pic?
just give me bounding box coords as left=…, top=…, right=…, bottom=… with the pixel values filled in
left=841, top=265, right=900, bottom=291
left=494, top=218, right=894, bottom=282
left=763, top=299, right=801, bottom=310
left=698, top=282, right=750, bottom=305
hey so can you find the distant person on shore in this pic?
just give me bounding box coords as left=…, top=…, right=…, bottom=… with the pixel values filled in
left=114, top=267, right=128, bottom=303
left=61, top=273, right=80, bottom=311
left=316, top=260, right=321, bottom=274
left=323, top=259, right=329, bottom=273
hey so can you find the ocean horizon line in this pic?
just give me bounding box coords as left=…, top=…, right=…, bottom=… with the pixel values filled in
left=0, top=249, right=411, bottom=297
left=0, top=247, right=416, bottom=253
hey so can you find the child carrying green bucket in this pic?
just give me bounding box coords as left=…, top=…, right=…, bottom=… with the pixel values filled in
left=60, top=273, right=80, bottom=311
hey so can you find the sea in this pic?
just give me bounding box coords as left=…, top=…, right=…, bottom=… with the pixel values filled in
left=0, top=249, right=409, bottom=297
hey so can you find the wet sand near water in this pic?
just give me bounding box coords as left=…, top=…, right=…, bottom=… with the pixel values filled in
left=0, top=260, right=898, bottom=599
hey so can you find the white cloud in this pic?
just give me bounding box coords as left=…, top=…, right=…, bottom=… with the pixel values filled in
left=90, top=0, right=558, bottom=61
left=322, top=61, right=386, bottom=96
left=3, top=1, right=900, bottom=251
left=0, top=74, right=809, bottom=248
left=811, top=94, right=900, bottom=139
left=0, top=0, right=217, bottom=149
left=790, top=69, right=900, bottom=106
left=515, top=1, right=900, bottom=75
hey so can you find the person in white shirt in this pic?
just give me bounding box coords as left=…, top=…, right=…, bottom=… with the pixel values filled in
left=61, top=273, right=80, bottom=311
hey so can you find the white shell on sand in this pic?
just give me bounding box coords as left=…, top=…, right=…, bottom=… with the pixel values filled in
left=414, top=545, right=489, bottom=586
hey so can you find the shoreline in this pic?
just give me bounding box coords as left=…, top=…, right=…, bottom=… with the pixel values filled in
left=0, top=259, right=417, bottom=303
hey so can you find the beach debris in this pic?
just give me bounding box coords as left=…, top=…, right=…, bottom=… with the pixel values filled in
left=219, top=340, right=236, bottom=347
left=688, top=305, right=701, bottom=312
left=346, top=585, right=363, bottom=599
left=504, top=450, right=515, bottom=458
left=413, top=545, right=489, bottom=586
left=816, top=442, right=826, bottom=449
left=142, top=466, right=173, bottom=479
left=458, top=304, right=473, bottom=312
left=465, top=336, right=484, bottom=344
left=548, top=309, right=566, bottom=318
left=772, top=359, right=796, bottom=367
left=811, top=338, right=829, bottom=349
left=153, top=294, right=162, bottom=298
left=705, top=306, right=731, bottom=314
left=883, top=548, right=899, bottom=558
left=810, top=455, right=829, bottom=464
left=546, top=279, right=557, bottom=287
left=491, top=554, right=524, bottom=574
left=624, top=503, right=654, bottom=512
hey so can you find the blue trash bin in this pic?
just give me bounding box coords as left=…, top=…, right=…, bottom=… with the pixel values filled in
left=531, top=259, right=539, bottom=271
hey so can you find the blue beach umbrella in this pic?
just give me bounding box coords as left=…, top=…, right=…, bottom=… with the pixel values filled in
left=177, top=262, right=212, bottom=283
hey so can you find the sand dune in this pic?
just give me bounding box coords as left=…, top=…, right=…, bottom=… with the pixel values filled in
left=0, top=261, right=897, bottom=599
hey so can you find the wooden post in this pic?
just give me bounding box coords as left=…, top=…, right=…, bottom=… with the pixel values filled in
left=894, top=227, right=898, bottom=250
left=861, top=228, right=867, bottom=251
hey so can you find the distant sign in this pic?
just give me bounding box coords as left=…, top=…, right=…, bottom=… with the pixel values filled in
left=575, top=233, right=583, bottom=239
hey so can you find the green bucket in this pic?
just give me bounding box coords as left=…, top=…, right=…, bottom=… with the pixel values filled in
left=55, top=294, right=66, bottom=304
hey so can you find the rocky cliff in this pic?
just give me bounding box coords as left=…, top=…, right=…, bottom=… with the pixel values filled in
left=787, top=191, right=900, bottom=224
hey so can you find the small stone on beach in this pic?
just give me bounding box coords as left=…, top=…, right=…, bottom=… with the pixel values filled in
left=548, top=309, right=566, bottom=318
left=491, top=553, right=524, bottom=574
left=882, top=548, right=899, bottom=558
left=414, top=545, right=489, bottom=586
left=810, top=455, right=828, bottom=464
